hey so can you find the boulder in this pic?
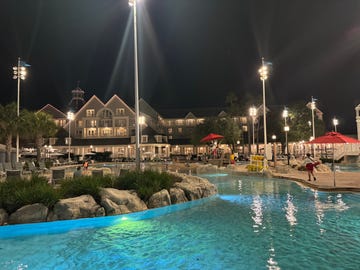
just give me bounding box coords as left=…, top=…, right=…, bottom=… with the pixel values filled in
left=147, top=189, right=171, bottom=209
left=0, top=208, right=9, bottom=225
left=48, top=195, right=105, bottom=221
left=172, top=173, right=217, bottom=200
left=169, top=187, right=188, bottom=204
left=99, top=188, right=147, bottom=215
left=8, top=203, right=48, bottom=224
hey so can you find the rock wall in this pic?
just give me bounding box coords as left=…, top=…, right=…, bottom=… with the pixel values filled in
left=0, top=172, right=217, bottom=226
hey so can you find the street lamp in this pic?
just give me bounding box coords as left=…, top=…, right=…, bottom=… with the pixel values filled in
left=282, top=107, right=289, bottom=159
left=333, top=117, right=338, bottom=132
left=12, top=57, right=28, bottom=162
left=310, top=97, right=316, bottom=139
left=67, top=111, right=74, bottom=163
left=258, top=58, right=270, bottom=159
left=249, top=106, right=257, bottom=155
left=271, top=134, right=277, bottom=165
left=284, top=125, right=290, bottom=164
left=129, top=0, right=141, bottom=170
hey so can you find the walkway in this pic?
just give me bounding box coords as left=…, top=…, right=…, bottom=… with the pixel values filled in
left=272, top=169, right=360, bottom=192
left=224, top=163, right=360, bottom=192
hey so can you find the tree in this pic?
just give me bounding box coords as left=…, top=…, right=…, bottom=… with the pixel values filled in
left=21, top=111, right=58, bottom=161
left=0, top=103, right=19, bottom=162
left=191, top=116, right=242, bottom=153
left=282, top=102, right=326, bottom=142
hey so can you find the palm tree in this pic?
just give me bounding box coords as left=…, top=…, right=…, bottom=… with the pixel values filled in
left=0, top=103, right=19, bottom=162
left=22, top=111, right=58, bottom=161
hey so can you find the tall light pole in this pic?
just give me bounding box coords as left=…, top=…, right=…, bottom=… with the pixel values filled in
left=310, top=97, right=316, bottom=140
left=129, top=0, right=141, bottom=170
left=258, top=58, right=270, bottom=159
left=282, top=107, right=289, bottom=156
left=333, top=117, right=338, bottom=132
left=67, top=111, right=74, bottom=163
left=249, top=106, right=257, bottom=155
left=12, top=58, right=28, bottom=162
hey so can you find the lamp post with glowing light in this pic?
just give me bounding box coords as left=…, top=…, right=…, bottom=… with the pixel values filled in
left=249, top=106, right=257, bottom=155
left=333, top=117, right=338, bottom=132
left=67, top=111, right=74, bottom=163
left=258, top=58, right=270, bottom=159
left=129, top=0, right=141, bottom=170
left=282, top=107, right=289, bottom=158
left=310, top=97, right=316, bottom=139
left=12, top=58, right=28, bottom=162
left=271, top=134, right=277, bottom=166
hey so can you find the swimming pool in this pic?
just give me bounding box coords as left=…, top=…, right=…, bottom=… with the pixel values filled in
left=1, top=173, right=359, bottom=270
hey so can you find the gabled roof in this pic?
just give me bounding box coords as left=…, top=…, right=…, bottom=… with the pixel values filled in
left=139, top=98, right=161, bottom=119
left=75, top=95, right=104, bottom=117
left=184, top=112, right=196, bottom=119
left=38, top=104, right=66, bottom=119
left=105, top=94, right=135, bottom=115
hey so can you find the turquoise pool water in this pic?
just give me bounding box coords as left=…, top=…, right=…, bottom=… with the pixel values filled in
left=1, top=173, right=360, bottom=270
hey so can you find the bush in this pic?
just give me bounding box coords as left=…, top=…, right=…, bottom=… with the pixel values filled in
left=113, top=170, right=181, bottom=201
left=0, top=175, right=60, bottom=213
left=59, top=175, right=113, bottom=203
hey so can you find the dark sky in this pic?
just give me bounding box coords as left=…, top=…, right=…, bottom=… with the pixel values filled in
left=1, top=0, right=360, bottom=134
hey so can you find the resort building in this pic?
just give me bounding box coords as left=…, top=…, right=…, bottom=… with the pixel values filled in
left=38, top=91, right=246, bottom=161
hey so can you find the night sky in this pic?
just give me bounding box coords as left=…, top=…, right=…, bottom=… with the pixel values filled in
left=1, top=0, right=360, bottom=134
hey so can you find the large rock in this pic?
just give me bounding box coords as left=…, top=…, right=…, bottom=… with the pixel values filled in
left=0, top=208, right=9, bottom=225
left=8, top=203, right=48, bottom=224
left=147, top=189, right=171, bottom=209
left=172, top=173, right=217, bottom=200
left=99, top=188, right=147, bottom=215
left=169, top=187, right=188, bottom=204
left=48, top=195, right=105, bottom=221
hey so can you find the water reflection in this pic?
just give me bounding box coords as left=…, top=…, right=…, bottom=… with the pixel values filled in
left=251, top=195, right=263, bottom=232
left=238, top=179, right=242, bottom=192
left=314, top=191, right=350, bottom=227
left=267, top=243, right=280, bottom=270
left=284, top=193, right=297, bottom=227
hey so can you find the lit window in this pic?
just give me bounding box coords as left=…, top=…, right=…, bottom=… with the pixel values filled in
left=86, top=109, right=95, bottom=117
left=116, top=108, right=125, bottom=116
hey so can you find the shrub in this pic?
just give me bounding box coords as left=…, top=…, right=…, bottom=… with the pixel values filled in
left=0, top=175, right=60, bottom=213
left=59, top=175, right=113, bottom=203
left=113, top=170, right=181, bottom=201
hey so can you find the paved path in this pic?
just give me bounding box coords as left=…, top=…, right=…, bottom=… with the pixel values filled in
left=272, top=169, right=360, bottom=191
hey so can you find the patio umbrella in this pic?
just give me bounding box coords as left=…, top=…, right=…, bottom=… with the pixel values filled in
left=308, top=132, right=360, bottom=144
left=307, top=132, right=360, bottom=186
left=200, top=133, right=224, bottom=143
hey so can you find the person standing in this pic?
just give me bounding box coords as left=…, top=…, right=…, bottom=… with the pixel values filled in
left=304, top=153, right=318, bottom=181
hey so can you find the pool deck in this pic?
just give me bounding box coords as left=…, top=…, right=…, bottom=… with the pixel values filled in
left=227, top=164, right=360, bottom=192
left=270, top=168, right=360, bottom=191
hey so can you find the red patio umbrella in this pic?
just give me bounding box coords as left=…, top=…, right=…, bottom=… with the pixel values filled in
left=307, top=132, right=360, bottom=186
left=307, top=132, right=360, bottom=144
left=200, top=133, right=224, bottom=143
